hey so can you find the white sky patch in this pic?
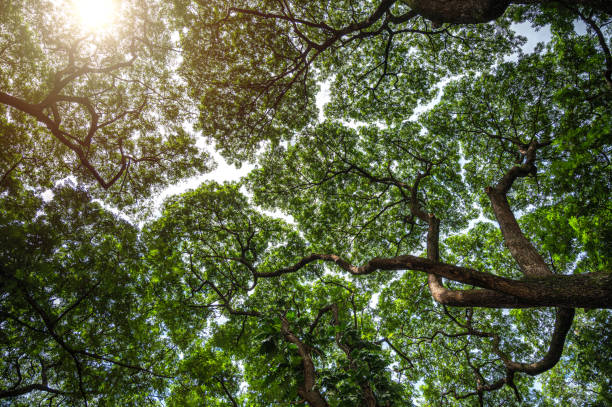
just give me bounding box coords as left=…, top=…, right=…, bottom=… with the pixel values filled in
left=151, top=150, right=253, bottom=211
left=216, top=314, right=229, bottom=325
left=369, top=291, right=380, bottom=308
left=41, top=189, right=55, bottom=202
left=146, top=21, right=558, bottom=219
left=316, top=80, right=331, bottom=121
left=73, top=0, right=117, bottom=31
left=409, top=76, right=457, bottom=121
left=512, top=22, right=552, bottom=57
left=50, top=0, right=119, bottom=32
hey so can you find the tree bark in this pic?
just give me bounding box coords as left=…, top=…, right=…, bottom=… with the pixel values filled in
left=406, top=0, right=611, bottom=25
left=280, top=316, right=329, bottom=407
left=514, top=0, right=612, bottom=16
left=406, top=0, right=509, bottom=24
left=486, top=187, right=551, bottom=277
left=258, top=253, right=612, bottom=308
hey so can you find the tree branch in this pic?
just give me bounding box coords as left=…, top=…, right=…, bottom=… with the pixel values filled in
left=0, top=383, right=67, bottom=399
left=253, top=253, right=612, bottom=308
left=498, top=308, right=575, bottom=375
left=280, top=315, right=329, bottom=407
left=486, top=141, right=552, bottom=277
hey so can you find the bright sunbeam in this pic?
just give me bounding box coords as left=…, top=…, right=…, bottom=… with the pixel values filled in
left=73, top=0, right=116, bottom=31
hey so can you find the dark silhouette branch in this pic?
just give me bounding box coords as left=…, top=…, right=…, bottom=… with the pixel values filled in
left=215, top=375, right=239, bottom=407
left=575, top=7, right=612, bottom=88
left=0, top=383, right=68, bottom=399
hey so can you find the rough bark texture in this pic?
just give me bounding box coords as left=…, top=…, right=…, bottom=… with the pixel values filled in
left=486, top=187, right=551, bottom=277
left=515, top=0, right=612, bottom=16
left=257, top=252, right=612, bottom=308
left=280, top=316, right=329, bottom=407
left=407, top=0, right=509, bottom=24
left=407, top=0, right=611, bottom=25
left=485, top=142, right=553, bottom=278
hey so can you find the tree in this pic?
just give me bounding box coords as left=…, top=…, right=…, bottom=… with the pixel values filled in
left=176, top=0, right=612, bottom=160
left=155, top=1, right=610, bottom=404
left=0, top=185, right=176, bottom=405
left=1, top=0, right=611, bottom=406
left=0, top=0, right=210, bottom=207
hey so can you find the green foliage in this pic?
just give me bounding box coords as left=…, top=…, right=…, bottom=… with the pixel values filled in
left=0, top=0, right=212, bottom=207
left=1, top=1, right=611, bottom=406
left=176, top=0, right=524, bottom=160
left=538, top=309, right=612, bottom=406
left=247, top=120, right=471, bottom=264
left=0, top=185, right=176, bottom=405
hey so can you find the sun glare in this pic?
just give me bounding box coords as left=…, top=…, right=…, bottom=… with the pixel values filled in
left=73, top=0, right=116, bottom=31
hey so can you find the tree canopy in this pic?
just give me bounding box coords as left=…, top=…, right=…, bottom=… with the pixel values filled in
left=0, top=0, right=210, bottom=207
left=1, top=0, right=611, bottom=406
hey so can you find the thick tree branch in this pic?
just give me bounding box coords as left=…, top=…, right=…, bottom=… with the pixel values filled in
left=254, top=253, right=612, bottom=308
left=0, top=383, right=67, bottom=399
left=486, top=141, right=552, bottom=277
left=437, top=306, right=573, bottom=402
left=280, top=315, right=329, bottom=407
left=497, top=308, right=575, bottom=375
left=398, top=165, right=530, bottom=308
left=0, top=91, right=129, bottom=189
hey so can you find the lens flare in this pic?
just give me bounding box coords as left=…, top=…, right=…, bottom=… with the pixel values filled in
left=73, top=0, right=116, bottom=31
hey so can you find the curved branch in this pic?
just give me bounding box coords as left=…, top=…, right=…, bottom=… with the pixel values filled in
left=253, top=252, right=612, bottom=308
left=486, top=141, right=551, bottom=277
left=445, top=306, right=574, bottom=401
left=499, top=308, right=575, bottom=375
left=575, top=7, right=612, bottom=88
left=0, top=91, right=129, bottom=189
left=280, top=315, right=329, bottom=407
left=0, top=383, right=67, bottom=399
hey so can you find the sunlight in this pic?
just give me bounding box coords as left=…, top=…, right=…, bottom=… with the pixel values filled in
left=73, top=0, right=116, bottom=31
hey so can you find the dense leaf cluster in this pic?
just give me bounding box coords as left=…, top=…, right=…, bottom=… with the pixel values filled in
left=1, top=0, right=611, bottom=406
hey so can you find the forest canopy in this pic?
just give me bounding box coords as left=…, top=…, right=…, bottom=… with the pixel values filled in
left=1, top=0, right=611, bottom=406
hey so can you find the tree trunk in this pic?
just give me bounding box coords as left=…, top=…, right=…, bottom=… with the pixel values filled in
left=406, top=0, right=509, bottom=24
left=515, top=0, right=612, bottom=16
left=486, top=186, right=551, bottom=277
left=406, top=0, right=611, bottom=25
left=280, top=316, right=329, bottom=407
